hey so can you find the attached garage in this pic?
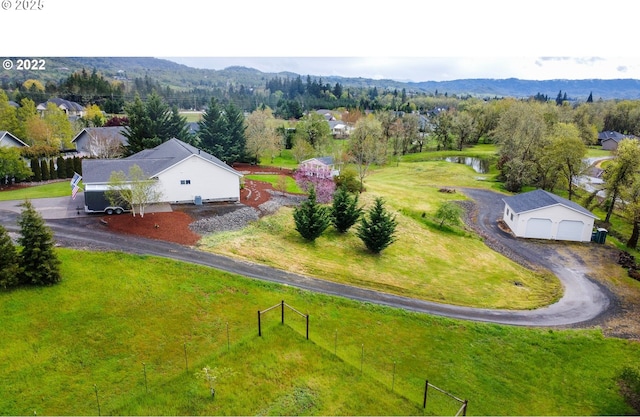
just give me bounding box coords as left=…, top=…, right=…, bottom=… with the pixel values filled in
left=502, top=189, right=598, bottom=242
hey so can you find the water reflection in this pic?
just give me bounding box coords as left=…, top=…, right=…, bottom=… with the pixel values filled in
left=443, top=157, right=490, bottom=174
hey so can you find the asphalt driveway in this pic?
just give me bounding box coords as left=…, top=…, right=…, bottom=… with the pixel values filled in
left=0, top=189, right=613, bottom=328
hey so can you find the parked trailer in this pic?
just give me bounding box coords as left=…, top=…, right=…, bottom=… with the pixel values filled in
left=84, top=190, right=129, bottom=215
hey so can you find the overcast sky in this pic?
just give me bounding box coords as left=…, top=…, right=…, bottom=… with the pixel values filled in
left=3, top=0, right=638, bottom=82
left=161, top=57, right=640, bottom=83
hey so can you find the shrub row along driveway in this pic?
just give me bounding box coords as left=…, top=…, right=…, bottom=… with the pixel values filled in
left=0, top=188, right=612, bottom=327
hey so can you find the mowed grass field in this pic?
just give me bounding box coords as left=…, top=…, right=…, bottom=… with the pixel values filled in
left=201, top=158, right=561, bottom=309
left=1, top=249, right=639, bottom=416
left=3, top=145, right=640, bottom=415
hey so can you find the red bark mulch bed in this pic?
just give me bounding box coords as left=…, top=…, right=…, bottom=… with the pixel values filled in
left=100, top=164, right=294, bottom=246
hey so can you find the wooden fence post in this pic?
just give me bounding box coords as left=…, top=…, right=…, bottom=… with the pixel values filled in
left=258, top=310, right=261, bottom=337
left=306, top=314, right=309, bottom=340
left=423, top=380, right=428, bottom=409
left=281, top=300, right=284, bottom=324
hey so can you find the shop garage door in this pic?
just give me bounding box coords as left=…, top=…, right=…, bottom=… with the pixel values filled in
left=557, top=220, right=585, bottom=241
left=525, top=218, right=552, bottom=239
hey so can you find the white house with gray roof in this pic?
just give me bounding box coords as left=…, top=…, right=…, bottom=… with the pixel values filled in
left=82, top=138, right=243, bottom=212
left=502, top=189, right=598, bottom=242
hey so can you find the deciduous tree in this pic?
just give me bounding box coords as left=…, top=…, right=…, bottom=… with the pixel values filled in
left=106, top=164, right=163, bottom=218
left=244, top=108, right=282, bottom=163
left=435, top=201, right=464, bottom=228
left=348, top=115, right=385, bottom=191
left=0, top=147, right=32, bottom=183
left=602, top=138, right=640, bottom=223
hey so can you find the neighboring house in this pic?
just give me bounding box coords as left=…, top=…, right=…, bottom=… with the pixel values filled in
left=37, top=98, right=85, bottom=118
left=72, top=127, right=128, bottom=157
left=299, top=157, right=340, bottom=179
left=502, top=189, right=598, bottom=242
left=0, top=131, right=29, bottom=148
left=329, top=120, right=350, bottom=138
left=316, top=109, right=336, bottom=121
left=598, top=131, right=639, bottom=150
left=81, top=138, right=243, bottom=212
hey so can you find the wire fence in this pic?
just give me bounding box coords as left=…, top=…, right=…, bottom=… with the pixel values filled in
left=78, top=299, right=468, bottom=416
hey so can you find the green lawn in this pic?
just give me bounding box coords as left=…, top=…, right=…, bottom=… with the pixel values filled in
left=245, top=174, right=303, bottom=194
left=200, top=154, right=559, bottom=310
left=0, top=249, right=638, bottom=415
left=0, top=180, right=72, bottom=201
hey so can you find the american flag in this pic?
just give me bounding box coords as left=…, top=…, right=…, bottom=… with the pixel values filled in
left=71, top=185, right=80, bottom=200
left=70, top=172, right=82, bottom=188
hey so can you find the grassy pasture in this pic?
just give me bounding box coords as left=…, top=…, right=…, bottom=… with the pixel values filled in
left=201, top=158, right=561, bottom=309
left=1, top=249, right=638, bottom=416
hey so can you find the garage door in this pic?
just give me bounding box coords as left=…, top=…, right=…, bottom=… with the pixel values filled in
left=557, top=220, right=585, bottom=241
left=525, top=218, right=552, bottom=239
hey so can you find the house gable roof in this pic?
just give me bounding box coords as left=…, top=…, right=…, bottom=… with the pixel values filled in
left=502, top=189, right=597, bottom=219
left=83, top=138, right=242, bottom=183
left=0, top=131, right=29, bottom=148
left=598, top=131, right=639, bottom=143
left=72, top=126, right=128, bottom=144
left=301, top=156, right=334, bottom=166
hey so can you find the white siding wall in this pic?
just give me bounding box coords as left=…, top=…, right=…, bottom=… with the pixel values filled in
left=157, top=155, right=241, bottom=203
left=503, top=204, right=595, bottom=242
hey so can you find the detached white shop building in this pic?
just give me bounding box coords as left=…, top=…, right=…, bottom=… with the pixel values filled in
left=82, top=138, right=243, bottom=212
left=502, top=189, right=598, bottom=242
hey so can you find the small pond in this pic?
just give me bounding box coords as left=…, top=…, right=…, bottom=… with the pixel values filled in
left=442, top=156, right=490, bottom=174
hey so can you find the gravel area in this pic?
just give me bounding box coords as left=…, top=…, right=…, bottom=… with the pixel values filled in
left=189, top=190, right=307, bottom=235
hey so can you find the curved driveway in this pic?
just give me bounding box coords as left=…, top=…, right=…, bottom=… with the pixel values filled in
left=0, top=189, right=612, bottom=327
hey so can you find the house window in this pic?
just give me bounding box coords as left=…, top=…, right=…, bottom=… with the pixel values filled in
left=180, top=179, right=191, bottom=185
left=510, top=213, right=514, bottom=221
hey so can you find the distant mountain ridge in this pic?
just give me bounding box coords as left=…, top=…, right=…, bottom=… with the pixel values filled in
left=2, top=57, right=640, bottom=100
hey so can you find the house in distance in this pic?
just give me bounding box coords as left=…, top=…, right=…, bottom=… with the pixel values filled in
left=81, top=138, right=243, bottom=214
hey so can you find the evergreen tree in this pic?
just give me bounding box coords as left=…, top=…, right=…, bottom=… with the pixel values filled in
left=292, top=186, right=331, bottom=241
left=56, top=156, right=66, bottom=179
left=122, top=91, right=188, bottom=155
left=223, top=102, right=247, bottom=164
left=356, top=197, right=398, bottom=254
left=49, top=159, right=56, bottom=180
left=17, top=200, right=61, bottom=286
left=30, top=158, right=41, bottom=181
left=0, top=225, right=21, bottom=289
left=198, top=98, right=246, bottom=164
left=587, top=92, right=593, bottom=103
left=198, top=97, right=227, bottom=158
left=331, top=186, right=363, bottom=233
left=40, top=159, right=49, bottom=181
left=65, top=157, right=75, bottom=178
left=73, top=157, right=82, bottom=176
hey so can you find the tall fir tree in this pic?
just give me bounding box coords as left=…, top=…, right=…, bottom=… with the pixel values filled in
left=356, top=197, right=398, bottom=254
left=0, top=225, right=21, bottom=289
left=331, top=186, right=363, bottom=233
left=17, top=200, right=62, bottom=286
left=198, top=97, right=227, bottom=158
left=198, top=98, right=247, bottom=164
left=292, top=186, right=331, bottom=241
